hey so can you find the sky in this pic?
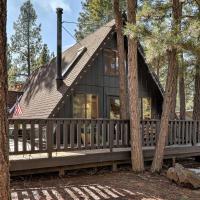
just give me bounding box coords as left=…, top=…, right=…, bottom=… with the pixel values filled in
left=7, top=0, right=84, bottom=54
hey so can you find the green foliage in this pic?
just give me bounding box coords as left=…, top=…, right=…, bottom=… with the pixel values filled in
left=36, top=44, right=51, bottom=67
left=10, top=0, right=42, bottom=79
left=125, top=0, right=200, bottom=110
left=75, top=0, right=126, bottom=40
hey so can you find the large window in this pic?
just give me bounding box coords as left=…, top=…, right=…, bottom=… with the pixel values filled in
left=139, top=97, right=152, bottom=119
left=108, top=96, right=152, bottom=120
left=109, top=96, right=120, bottom=119
left=73, top=94, right=98, bottom=118
left=104, top=49, right=119, bottom=76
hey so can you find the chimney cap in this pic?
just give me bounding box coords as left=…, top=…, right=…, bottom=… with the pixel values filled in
left=56, top=7, right=63, bottom=13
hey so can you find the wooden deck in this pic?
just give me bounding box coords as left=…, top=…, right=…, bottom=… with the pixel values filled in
left=9, top=119, right=200, bottom=175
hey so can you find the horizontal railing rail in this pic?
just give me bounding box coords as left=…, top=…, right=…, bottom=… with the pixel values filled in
left=8, top=119, right=200, bottom=157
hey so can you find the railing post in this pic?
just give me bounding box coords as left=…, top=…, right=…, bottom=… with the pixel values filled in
left=193, top=121, right=197, bottom=146
left=102, top=120, right=107, bottom=148
left=109, top=120, right=114, bottom=152
left=14, top=120, right=19, bottom=153
left=47, top=120, right=52, bottom=158
left=30, top=121, right=35, bottom=152
left=198, top=121, right=200, bottom=144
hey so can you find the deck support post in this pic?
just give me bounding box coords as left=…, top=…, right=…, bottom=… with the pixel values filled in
left=112, top=163, right=118, bottom=172
left=172, top=157, right=176, bottom=166
left=59, top=167, right=65, bottom=177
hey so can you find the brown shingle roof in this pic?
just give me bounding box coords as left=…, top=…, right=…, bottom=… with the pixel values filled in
left=15, top=20, right=115, bottom=119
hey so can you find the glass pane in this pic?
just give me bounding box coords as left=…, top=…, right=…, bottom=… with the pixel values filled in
left=86, top=95, right=98, bottom=119
left=143, top=98, right=151, bottom=119
left=104, top=49, right=118, bottom=76
left=110, top=97, right=120, bottom=119
left=73, top=94, right=86, bottom=118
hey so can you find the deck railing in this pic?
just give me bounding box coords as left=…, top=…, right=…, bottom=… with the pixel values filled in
left=141, top=120, right=200, bottom=147
left=8, top=119, right=130, bottom=157
left=8, top=119, right=200, bottom=157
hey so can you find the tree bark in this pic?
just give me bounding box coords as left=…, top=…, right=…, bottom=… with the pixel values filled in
left=193, top=61, right=200, bottom=120
left=193, top=4, right=200, bottom=120
left=179, top=53, right=186, bottom=120
left=170, top=61, right=178, bottom=119
left=127, top=0, right=144, bottom=172
left=170, top=1, right=183, bottom=120
left=151, top=49, right=177, bottom=172
left=113, top=0, right=128, bottom=119
left=151, top=0, right=180, bottom=172
left=0, top=0, right=10, bottom=199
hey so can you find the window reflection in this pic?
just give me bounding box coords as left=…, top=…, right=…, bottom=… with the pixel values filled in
left=142, top=98, right=151, bottom=119
left=73, top=94, right=98, bottom=118
left=109, top=97, right=120, bottom=119
left=139, top=97, right=152, bottom=119
left=104, top=49, right=119, bottom=76
left=73, top=94, right=85, bottom=118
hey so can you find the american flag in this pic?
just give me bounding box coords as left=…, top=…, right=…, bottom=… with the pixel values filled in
left=13, top=101, right=22, bottom=116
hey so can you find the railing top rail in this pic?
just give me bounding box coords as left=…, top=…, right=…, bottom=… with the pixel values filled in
left=8, top=118, right=200, bottom=123
left=8, top=118, right=130, bottom=122
left=169, top=120, right=198, bottom=122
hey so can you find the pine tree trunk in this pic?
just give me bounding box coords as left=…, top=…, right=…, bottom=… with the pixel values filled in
left=151, top=0, right=180, bottom=172
left=113, top=0, right=127, bottom=119
left=179, top=53, right=186, bottom=120
left=193, top=4, right=200, bottom=120
left=170, top=61, right=178, bottom=119
left=170, top=1, right=183, bottom=120
left=193, top=62, right=200, bottom=120
left=151, top=49, right=177, bottom=172
left=0, top=0, right=10, bottom=199
left=127, top=0, right=144, bottom=172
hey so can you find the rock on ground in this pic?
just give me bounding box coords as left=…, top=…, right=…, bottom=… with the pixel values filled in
left=167, top=163, right=200, bottom=189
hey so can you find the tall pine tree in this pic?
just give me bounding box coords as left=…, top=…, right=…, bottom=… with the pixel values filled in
left=10, top=0, right=42, bottom=78
left=113, top=0, right=128, bottom=119
left=127, top=0, right=144, bottom=172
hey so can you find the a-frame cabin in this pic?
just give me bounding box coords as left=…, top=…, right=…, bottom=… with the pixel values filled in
left=15, top=20, right=163, bottom=120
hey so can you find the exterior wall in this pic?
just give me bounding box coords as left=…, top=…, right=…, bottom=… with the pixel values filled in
left=56, top=35, right=163, bottom=119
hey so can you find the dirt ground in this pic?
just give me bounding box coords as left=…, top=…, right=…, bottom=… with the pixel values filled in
left=11, top=166, right=200, bottom=200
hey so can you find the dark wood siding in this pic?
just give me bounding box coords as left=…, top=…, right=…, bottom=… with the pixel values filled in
left=56, top=35, right=163, bottom=118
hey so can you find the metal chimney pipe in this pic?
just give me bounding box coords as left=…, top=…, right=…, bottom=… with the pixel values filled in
left=56, top=8, right=63, bottom=88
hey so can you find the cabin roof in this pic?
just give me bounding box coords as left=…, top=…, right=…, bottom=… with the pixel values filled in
left=15, top=20, right=163, bottom=119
